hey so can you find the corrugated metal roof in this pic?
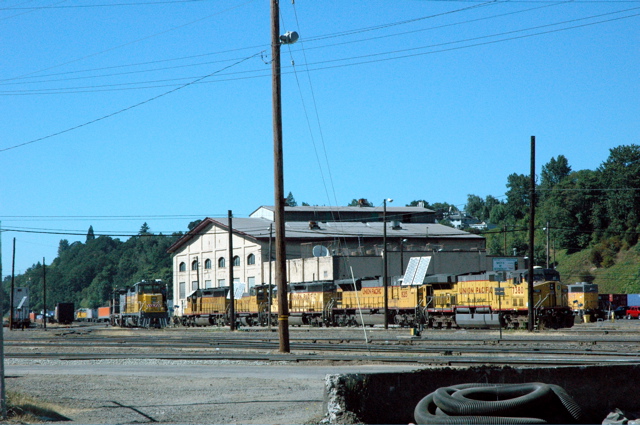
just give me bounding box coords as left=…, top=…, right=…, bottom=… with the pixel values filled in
left=250, top=205, right=435, bottom=215
left=167, top=216, right=482, bottom=253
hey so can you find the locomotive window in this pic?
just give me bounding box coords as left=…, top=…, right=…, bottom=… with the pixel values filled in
left=179, top=262, right=186, bottom=272
left=218, top=257, right=226, bottom=268
left=204, top=259, right=212, bottom=269
left=247, top=254, right=256, bottom=265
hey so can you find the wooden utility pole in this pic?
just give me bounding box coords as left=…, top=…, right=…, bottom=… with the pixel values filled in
left=9, top=239, right=15, bottom=331
left=42, top=258, right=47, bottom=331
left=271, top=0, right=290, bottom=353
left=528, top=136, right=536, bottom=332
left=228, top=210, right=236, bottom=331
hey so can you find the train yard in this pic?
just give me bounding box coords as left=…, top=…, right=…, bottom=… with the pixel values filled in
left=5, top=319, right=640, bottom=367
left=5, top=320, right=640, bottom=424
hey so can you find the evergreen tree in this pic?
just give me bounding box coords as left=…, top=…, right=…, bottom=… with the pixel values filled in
left=86, top=226, right=95, bottom=242
left=284, top=192, right=298, bottom=207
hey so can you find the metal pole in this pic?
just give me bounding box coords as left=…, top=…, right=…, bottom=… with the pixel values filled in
left=528, top=136, right=536, bottom=332
left=42, top=258, right=46, bottom=331
left=195, top=256, right=200, bottom=290
left=272, top=0, right=290, bottom=353
left=400, top=239, right=405, bottom=276
left=383, top=199, right=389, bottom=329
left=228, top=210, right=235, bottom=331
left=268, top=223, right=273, bottom=330
left=546, top=221, right=550, bottom=269
left=0, top=241, right=6, bottom=419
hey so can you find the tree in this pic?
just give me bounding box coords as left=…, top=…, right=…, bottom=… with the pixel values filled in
left=86, top=225, right=95, bottom=242
left=57, top=239, right=70, bottom=257
left=597, top=144, right=640, bottom=243
left=504, top=173, right=530, bottom=222
left=465, top=194, right=484, bottom=220
left=139, top=222, right=151, bottom=235
left=187, top=220, right=202, bottom=231
left=284, top=192, right=297, bottom=207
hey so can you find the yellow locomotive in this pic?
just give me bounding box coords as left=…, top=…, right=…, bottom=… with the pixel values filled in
left=110, top=280, right=169, bottom=328
left=177, top=268, right=575, bottom=330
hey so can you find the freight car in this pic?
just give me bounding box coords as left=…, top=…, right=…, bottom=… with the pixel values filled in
left=11, top=287, right=31, bottom=329
left=176, top=269, right=575, bottom=330
left=55, top=303, right=75, bottom=325
left=110, top=280, right=169, bottom=328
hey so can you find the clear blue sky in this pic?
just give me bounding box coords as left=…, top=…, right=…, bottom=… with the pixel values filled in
left=1, top=0, right=638, bottom=275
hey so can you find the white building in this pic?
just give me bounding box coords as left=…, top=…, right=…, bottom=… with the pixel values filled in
left=167, top=206, right=486, bottom=315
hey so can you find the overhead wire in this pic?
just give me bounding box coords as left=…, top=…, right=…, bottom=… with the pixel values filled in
left=3, top=6, right=638, bottom=96
left=2, top=0, right=259, bottom=82
left=0, top=50, right=264, bottom=153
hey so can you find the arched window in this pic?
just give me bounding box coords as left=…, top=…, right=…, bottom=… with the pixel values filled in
left=218, top=257, right=226, bottom=268
left=191, top=260, right=198, bottom=271
left=247, top=253, right=256, bottom=265
left=204, top=259, right=212, bottom=269
left=233, top=255, right=240, bottom=267
left=179, top=262, right=186, bottom=272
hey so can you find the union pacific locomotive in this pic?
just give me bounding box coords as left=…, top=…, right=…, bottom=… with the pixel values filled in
left=110, top=280, right=169, bottom=328
left=176, top=268, right=575, bottom=330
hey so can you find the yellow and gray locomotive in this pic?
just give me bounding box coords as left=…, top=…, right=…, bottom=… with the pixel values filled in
left=177, top=267, right=575, bottom=330
left=110, top=280, right=169, bottom=328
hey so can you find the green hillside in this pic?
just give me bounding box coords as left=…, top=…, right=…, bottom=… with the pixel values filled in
left=555, top=243, right=640, bottom=294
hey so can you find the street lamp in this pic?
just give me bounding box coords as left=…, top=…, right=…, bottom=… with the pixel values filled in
left=383, top=198, right=393, bottom=329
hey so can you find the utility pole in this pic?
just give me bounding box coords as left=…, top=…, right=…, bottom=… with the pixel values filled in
left=528, top=136, right=536, bottom=332
left=228, top=210, right=235, bottom=331
left=9, top=239, right=15, bottom=331
left=268, top=223, right=273, bottom=330
left=383, top=198, right=392, bottom=329
left=42, top=258, right=47, bottom=331
left=546, top=221, right=550, bottom=269
left=271, top=0, right=291, bottom=353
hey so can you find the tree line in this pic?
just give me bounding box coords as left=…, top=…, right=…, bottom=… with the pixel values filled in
left=2, top=223, right=186, bottom=314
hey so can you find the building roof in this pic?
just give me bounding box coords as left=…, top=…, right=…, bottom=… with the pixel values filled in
left=249, top=205, right=435, bottom=223
left=167, top=216, right=482, bottom=254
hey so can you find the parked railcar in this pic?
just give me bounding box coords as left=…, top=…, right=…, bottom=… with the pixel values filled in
left=75, top=308, right=97, bottom=322
left=55, top=303, right=75, bottom=325
left=175, top=268, right=574, bottom=330
left=110, top=280, right=169, bottom=328
left=11, top=287, right=31, bottom=329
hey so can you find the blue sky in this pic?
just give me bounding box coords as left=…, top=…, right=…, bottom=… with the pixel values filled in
left=1, top=0, right=639, bottom=275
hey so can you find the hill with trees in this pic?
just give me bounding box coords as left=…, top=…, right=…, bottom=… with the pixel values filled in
left=2, top=223, right=182, bottom=314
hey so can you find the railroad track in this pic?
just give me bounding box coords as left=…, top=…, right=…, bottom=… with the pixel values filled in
left=5, top=324, right=640, bottom=366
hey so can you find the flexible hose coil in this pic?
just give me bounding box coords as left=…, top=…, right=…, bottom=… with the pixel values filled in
left=414, top=383, right=584, bottom=424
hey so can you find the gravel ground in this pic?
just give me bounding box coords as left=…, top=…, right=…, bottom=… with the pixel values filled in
left=5, top=358, right=330, bottom=424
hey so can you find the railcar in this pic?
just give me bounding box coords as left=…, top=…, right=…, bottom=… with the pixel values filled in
left=110, top=280, right=169, bottom=328
left=566, top=282, right=602, bottom=322
left=427, top=271, right=573, bottom=329
left=175, top=269, right=575, bottom=330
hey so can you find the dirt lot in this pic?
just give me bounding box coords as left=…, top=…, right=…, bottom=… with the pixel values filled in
left=3, top=326, right=426, bottom=424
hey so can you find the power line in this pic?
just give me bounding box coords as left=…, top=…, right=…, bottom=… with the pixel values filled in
left=0, top=51, right=263, bottom=153
left=1, top=0, right=214, bottom=10
left=3, top=6, right=637, bottom=96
